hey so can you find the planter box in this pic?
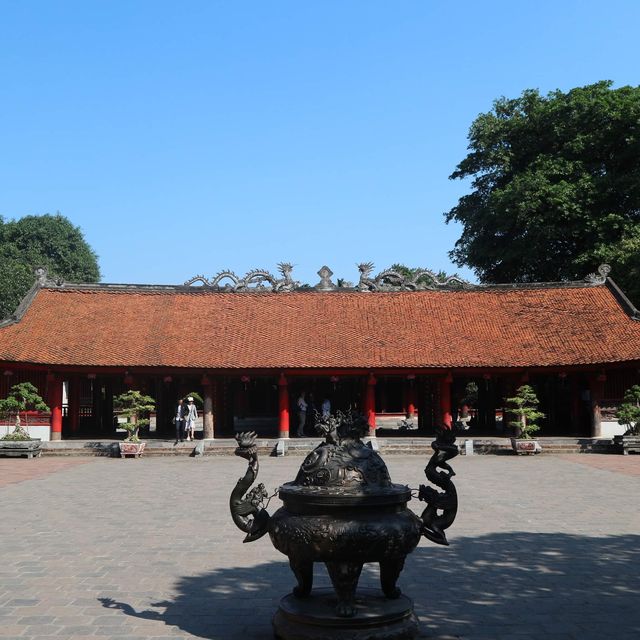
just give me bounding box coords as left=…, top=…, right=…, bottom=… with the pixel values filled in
left=0, top=439, right=42, bottom=459
left=119, top=442, right=146, bottom=458
left=510, top=437, right=542, bottom=455
left=613, top=435, right=640, bottom=455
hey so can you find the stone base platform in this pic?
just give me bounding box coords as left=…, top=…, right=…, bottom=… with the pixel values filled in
left=273, top=588, right=418, bottom=640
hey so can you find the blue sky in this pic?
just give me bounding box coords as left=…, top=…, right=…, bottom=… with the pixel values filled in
left=1, top=0, right=639, bottom=286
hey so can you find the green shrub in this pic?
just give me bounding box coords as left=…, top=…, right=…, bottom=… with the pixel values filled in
left=506, top=385, right=545, bottom=439
left=616, top=385, right=640, bottom=436
left=113, top=390, right=155, bottom=442
left=0, top=382, right=49, bottom=441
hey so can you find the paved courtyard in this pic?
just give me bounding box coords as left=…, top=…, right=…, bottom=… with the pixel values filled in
left=1, top=452, right=639, bottom=640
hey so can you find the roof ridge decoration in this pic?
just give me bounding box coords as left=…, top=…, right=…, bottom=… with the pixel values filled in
left=183, top=263, right=475, bottom=292
left=35, top=266, right=64, bottom=287
left=355, top=262, right=472, bottom=292
left=584, top=264, right=611, bottom=285
left=183, top=262, right=299, bottom=292
left=181, top=262, right=613, bottom=292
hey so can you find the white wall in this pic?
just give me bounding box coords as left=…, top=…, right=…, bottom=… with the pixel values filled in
left=0, top=424, right=51, bottom=441
left=601, top=420, right=626, bottom=438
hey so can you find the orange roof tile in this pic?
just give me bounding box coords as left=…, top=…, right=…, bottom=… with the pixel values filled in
left=0, top=283, right=639, bottom=370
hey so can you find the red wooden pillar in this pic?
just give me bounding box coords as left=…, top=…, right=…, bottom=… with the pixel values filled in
left=278, top=373, right=290, bottom=438
left=365, top=374, right=377, bottom=436
left=406, top=377, right=417, bottom=419
left=440, top=373, right=453, bottom=429
left=69, top=376, right=81, bottom=433
left=48, top=374, right=63, bottom=441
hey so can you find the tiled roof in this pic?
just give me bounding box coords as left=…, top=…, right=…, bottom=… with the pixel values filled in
left=0, top=283, right=639, bottom=370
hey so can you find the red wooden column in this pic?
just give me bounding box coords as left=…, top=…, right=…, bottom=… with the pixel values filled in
left=48, top=374, right=63, bottom=441
left=365, top=374, right=377, bottom=436
left=589, top=373, right=606, bottom=438
left=278, top=373, right=290, bottom=438
left=202, top=375, right=215, bottom=439
left=440, top=373, right=453, bottom=429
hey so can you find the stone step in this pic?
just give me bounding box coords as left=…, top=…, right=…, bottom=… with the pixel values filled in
left=39, top=437, right=618, bottom=457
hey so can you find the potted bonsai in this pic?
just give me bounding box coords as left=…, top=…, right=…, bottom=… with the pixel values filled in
left=506, top=384, right=544, bottom=454
left=614, top=385, right=640, bottom=455
left=0, top=382, right=50, bottom=459
left=113, top=390, right=155, bottom=458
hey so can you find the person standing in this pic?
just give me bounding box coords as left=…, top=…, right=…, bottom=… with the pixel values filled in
left=185, top=396, right=198, bottom=441
left=296, top=391, right=307, bottom=437
left=321, top=396, right=331, bottom=418
left=174, top=398, right=186, bottom=444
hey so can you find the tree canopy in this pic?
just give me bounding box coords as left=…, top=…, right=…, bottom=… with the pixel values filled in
left=445, top=81, right=640, bottom=303
left=0, top=214, right=100, bottom=319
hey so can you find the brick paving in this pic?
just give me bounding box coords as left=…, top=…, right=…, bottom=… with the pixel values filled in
left=558, top=453, right=640, bottom=477
left=0, top=458, right=92, bottom=489
left=0, top=453, right=638, bottom=640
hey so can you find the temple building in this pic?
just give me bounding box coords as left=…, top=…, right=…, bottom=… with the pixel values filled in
left=0, top=263, right=639, bottom=442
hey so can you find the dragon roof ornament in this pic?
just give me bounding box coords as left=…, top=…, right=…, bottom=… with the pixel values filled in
left=584, top=264, right=611, bottom=285
left=183, top=263, right=613, bottom=292
left=183, top=262, right=299, bottom=292
left=183, top=263, right=474, bottom=292
left=34, top=267, right=64, bottom=287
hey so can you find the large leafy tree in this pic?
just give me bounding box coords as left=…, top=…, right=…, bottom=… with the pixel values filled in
left=0, top=213, right=100, bottom=319
left=445, top=81, right=640, bottom=303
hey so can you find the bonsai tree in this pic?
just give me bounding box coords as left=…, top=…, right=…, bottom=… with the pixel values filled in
left=0, top=382, right=50, bottom=441
left=113, top=390, right=155, bottom=442
left=616, top=385, right=640, bottom=436
left=506, top=385, right=545, bottom=439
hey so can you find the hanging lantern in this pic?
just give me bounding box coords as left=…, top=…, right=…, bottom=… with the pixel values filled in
left=330, top=375, right=339, bottom=390
left=241, top=375, right=250, bottom=390
left=163, top=375, right=173, bottom=384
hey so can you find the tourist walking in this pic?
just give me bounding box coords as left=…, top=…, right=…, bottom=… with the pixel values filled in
left=296, top=391, right=307, bottom=437
left=185, top=396, right=198, bottom=441
left=174, top=398, right=186, bottom=444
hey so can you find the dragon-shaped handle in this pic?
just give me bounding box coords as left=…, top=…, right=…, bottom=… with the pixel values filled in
left=229, top=432, right=271, bottom=543
left=418, top=428, right=459, bottom=546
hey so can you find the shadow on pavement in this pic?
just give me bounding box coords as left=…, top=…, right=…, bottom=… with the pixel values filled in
left=99, top=532, right=640, bottom=639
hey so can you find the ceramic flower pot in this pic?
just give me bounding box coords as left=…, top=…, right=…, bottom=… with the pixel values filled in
left=510, top=437, right=542, bottom=455
left=118, top=441, right=146, bottom=458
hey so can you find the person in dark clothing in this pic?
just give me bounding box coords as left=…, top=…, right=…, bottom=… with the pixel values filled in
left=174, top=398, right=186, bottom=444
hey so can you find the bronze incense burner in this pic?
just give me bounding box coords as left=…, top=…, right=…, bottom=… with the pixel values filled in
left=229, top=412, right=458, bottom=639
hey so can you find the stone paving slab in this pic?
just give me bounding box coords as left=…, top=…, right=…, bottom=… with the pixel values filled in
left=0, top=454, right=638, bottom=639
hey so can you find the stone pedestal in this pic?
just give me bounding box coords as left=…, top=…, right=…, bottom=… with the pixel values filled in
left=273, top=588, right=418, bottom=640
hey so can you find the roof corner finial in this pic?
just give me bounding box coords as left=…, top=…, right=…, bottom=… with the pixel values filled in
left=34, top=267, right=48, bottom=286
left=598, top=264, right=612, bottom=279
left=585, top=263, right=611, bottom=285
